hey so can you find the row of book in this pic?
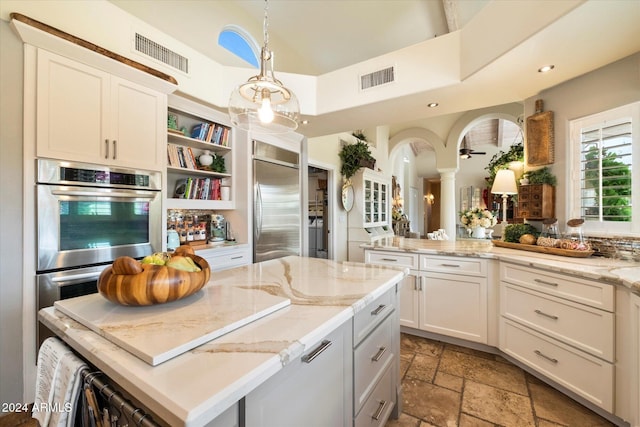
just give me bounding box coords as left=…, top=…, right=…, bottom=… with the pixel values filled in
left=190, top=122, right=230, bottom=146
left=167, top=144, right=199, bottom=170
left=174, top=177, right=224, bottom=200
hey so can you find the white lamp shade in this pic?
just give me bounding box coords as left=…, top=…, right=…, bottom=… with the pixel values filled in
left=491, top=169, right=518, bottom=195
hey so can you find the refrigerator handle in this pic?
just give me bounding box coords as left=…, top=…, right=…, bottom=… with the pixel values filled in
left=255, top=182, right=263, bottom=241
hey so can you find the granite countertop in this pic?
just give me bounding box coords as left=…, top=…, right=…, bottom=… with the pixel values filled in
left=364, top=237, right=640, bottom=293
left=39, top=256, right=406, bottom=427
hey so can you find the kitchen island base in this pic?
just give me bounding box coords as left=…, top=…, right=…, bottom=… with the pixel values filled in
left=38, top=256, right=405, bottom=427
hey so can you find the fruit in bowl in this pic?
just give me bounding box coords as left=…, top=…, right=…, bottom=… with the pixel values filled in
left=98, top=245, right=210, bottom=306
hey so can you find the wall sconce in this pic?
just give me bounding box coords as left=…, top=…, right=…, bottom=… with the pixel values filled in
left=425, top=193, right=435, bottom=205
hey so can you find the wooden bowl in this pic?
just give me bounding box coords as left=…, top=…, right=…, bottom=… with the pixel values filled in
left=98, top=246, right=211, bottom=306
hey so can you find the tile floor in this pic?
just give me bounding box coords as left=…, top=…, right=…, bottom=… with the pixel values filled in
left=386, top=333, right=615, bottom=427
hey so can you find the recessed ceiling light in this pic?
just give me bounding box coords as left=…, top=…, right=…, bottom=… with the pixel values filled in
left=427, top=102, right=439, bottom=108
left=538, top=65, right=555, bottom=73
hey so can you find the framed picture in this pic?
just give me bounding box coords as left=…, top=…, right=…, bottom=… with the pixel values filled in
left=526, top=110, right=554, bottom=166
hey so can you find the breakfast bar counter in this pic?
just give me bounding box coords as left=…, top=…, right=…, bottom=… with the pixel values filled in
left=39, top=256, right=406, bottom=427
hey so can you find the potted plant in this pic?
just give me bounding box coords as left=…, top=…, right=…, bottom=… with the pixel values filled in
left=525, top=166, right=557, bottom=186
left=339, top=132, right=376, bottom=179
left=484, top=142, right=524, bottom=186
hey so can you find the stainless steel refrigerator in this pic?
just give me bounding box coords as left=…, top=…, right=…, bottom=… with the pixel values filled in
left=253, top=141, right=301, bottom=262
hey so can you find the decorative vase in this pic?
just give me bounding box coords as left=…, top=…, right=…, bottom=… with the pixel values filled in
left=472, top=226, right=486, bottom=239
left=199, top=150, right=213, bottom=167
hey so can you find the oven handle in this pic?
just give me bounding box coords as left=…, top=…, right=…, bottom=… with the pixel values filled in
left=50, top=189, right=158, bottom=199
left=49, top=271, right=103, bottom=285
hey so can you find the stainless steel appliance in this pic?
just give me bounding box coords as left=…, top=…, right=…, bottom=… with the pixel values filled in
left=253, top=141, right=301, bottom=262
left=35, top=159, right=162, bottom=346
left=36, top=159, right=162, bottom=271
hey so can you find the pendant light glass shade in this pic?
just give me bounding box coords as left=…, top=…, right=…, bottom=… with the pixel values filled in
left=228, top=1, right=299, bottom=134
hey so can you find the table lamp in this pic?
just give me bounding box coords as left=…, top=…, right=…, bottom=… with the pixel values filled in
left=491, top=169, right=518, bottom=231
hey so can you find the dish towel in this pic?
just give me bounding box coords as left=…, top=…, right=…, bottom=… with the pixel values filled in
left=33, top=337, right=88, bottom=427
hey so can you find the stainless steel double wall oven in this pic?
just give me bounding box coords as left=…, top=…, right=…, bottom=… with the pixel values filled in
left=36, top=159, right=162, bottom=345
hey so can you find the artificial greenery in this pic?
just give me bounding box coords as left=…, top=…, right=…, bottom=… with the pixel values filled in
left=525, top=166, right=557, bottom=186
left=198, top=153, right=226, bottom=173
left=485, top=141, right=524, bottom=186
left=339, top=133, right=376, bottom=179
left=503, top=223, right=539, bottom=243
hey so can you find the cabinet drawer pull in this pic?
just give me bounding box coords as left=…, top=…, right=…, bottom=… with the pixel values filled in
left=230, top=256, right=243, bottom=260
left=372, top=400, right=388, bottom=421
left=104, top=139, right=109, bottom=159
left=371, top=346, right=387, bottom=362
left=534, top=350, right=558, bottom=364
left=371, top=304, right=386, bottom=315
left=301, top=340, right=332, bottom=364
left=112, top=140, right=117, bottom=159
left=381, top=258, right=397, bottom=262
left=534, top=309, right=558, bottom=320
left=440, top=263, right=460, bottom=268
left=534, top=278, right=558, bottom=287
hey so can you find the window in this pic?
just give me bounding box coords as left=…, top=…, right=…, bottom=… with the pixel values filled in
left=570, top=102, right=639, bottom=234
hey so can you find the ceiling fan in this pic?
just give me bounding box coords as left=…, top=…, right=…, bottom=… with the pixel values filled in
left=459, top=136, right=486, bottom=159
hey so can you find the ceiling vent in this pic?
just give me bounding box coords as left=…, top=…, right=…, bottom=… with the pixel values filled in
left=134, top=33, right=189, bottom=74
left=360, top=66, right=395, bottom=90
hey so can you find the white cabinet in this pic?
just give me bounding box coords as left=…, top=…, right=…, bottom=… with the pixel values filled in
left=36, top=48, right=165, bottom=171
left=199, top=245, right=250, bottom=272
left=348, top=169, right=393, bottom=262
left=631, top=292, right=640, bottom=427
left=352, top=285, right=399, bottom=427
left=245, top=321, right=352, bottom=427
left=499, top=263, right=615, bottom=412
left=420, top=270, right=488, bottom=343
left=365, top=251, right=489, bottom=345
left=245, top=284, right=401, bottom=427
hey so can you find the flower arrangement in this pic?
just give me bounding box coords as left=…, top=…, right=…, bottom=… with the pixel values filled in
left=460, top=208, right=497, bottom=230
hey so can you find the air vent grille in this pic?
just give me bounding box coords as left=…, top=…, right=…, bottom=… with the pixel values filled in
left=360, top=66, right=395, bottom=90
left=135, top=33, right=189, bottom=74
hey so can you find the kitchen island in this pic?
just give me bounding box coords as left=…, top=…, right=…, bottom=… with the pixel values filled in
left=39, top=256, right=407, bottom=427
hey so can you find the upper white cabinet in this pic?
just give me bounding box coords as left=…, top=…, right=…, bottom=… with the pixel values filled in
left=351, top=168, right=390, bottom=228
left=36, top=48, right=165, bottom=171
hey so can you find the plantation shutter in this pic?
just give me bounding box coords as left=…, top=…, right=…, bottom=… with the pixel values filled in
left=579, top=118, right=632, bottom=222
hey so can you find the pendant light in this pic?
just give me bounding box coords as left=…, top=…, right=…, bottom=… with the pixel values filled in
left=228, top=0, right=299, bottom=134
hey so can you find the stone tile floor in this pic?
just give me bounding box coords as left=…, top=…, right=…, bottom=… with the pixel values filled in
left=386, top=333, right=615, bottom=427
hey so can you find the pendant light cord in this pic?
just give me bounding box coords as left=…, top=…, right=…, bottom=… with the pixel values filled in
left=263, top=0, right=269, bottom=50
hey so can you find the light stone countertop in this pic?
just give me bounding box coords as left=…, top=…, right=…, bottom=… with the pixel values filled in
left=39, top=256, right=406, bottom=427
left=364, top=237, right=640, bottom=293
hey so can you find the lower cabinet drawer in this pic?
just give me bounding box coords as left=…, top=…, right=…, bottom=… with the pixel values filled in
left=500, top=319, right=613, bottom=412
left=354, top=314, right=394, bottom=412
left=365, top=251, right=418, bottom=269
left=419, top=255, right=487, bottom=277
left=353, top=288, right=394, bottom=346
left=502, top=284, right=614, bottom=361
left=355, top=364, right=395, bottom=427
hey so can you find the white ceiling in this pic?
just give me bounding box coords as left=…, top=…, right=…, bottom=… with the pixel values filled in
left=107, top=0, right=640, bottom=138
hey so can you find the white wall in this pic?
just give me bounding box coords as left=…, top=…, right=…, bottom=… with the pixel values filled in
left=525, top=53, right=640, bottom=227
left=0, top=19, right=25, bottom=405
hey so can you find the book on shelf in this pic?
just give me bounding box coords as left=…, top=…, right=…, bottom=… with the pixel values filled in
left=172, top=177, right=224, bottom=200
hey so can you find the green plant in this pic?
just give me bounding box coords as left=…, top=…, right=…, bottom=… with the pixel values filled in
left=503, top=223, right=539, bottom=243
left=485, top=142, right=524, bottom=186
left=526, top=166, right=557, bottom=186
left=584, top=146, right=631, bottom=221
left=339, top=135, right=376, bottom=179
